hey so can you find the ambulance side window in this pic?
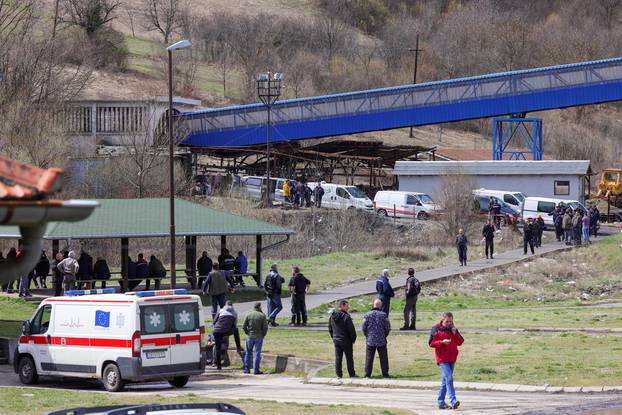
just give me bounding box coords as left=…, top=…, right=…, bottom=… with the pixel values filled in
left=140, top=305, right=168, bottom=335
left=31, top=305, right=52, bottom=335
left=171, top=303, right=199, bottom=333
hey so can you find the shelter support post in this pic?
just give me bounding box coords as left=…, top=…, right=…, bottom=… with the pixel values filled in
left=185, top=235, right=197, bottom=289
left=256, top=235, right=262, bottom=287
left=221, top=235, right=226, bottom=254
left=121, top=238, right=129, bottom=292
left=52, top=240, right=59, bottom=257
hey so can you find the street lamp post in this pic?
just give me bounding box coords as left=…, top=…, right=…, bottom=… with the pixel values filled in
left=256, top=72, right=283, bottom=208
left=166, top=39, right=191, bottom=289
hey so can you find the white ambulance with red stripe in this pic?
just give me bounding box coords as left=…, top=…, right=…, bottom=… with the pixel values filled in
left=14, top=288, right=207, bottom=391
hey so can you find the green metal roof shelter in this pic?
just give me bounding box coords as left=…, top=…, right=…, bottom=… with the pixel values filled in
left=0, top=198, right=294, bottom=290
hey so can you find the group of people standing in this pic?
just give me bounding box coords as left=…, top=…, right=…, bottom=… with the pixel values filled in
left=555, top=204, right=599, bottom=246
left=282, top=180, right=325, bottom=208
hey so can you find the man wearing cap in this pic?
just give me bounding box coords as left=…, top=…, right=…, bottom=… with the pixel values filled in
left=242, top=302, right=269, bottom=375
left=265, top=263, right=285, bottom=327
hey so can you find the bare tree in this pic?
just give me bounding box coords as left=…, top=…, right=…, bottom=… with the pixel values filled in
left=435, top=173, right=479, bottom=241
left=60, top=0, right=120, bottom=37
left=141, top=0, right=184, bottom=44
left=313, top=2, right=348, bottom=71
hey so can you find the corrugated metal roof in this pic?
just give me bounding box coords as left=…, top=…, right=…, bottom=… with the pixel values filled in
left=394, top=160, right=591, bottom=176
left=434, top=148, right=553, bottom=161
left=0, top=198, right=294, bottom=239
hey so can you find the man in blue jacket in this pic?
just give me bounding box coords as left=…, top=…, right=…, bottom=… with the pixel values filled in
left=362, top=298, right=391, bottom=378
left=375, top=269, right=394, bottom=315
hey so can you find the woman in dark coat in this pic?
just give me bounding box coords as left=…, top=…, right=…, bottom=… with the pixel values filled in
left=93, top=257, right=111, bottom=289
left=35, top=251, right=50, bottom=289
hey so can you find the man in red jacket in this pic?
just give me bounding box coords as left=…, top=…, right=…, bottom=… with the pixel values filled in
left=429, top=312, right=464, bottom=410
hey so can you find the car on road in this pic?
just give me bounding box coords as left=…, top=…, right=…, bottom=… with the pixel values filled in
left=309, top=182, right=373, bottom=211
left=15, top=288, right=206, bottom=392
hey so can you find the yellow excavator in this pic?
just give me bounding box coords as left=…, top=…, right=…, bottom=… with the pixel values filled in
left=589, top=169, right=622, bottom=222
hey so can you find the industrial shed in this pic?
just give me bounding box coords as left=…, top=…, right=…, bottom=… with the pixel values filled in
left=394, top=160, right=592, bottom=202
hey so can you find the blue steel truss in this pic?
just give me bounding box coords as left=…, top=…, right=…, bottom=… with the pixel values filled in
left=493, top=118, right=543, bottom=160
left=180, top=57, right=622, bottom=148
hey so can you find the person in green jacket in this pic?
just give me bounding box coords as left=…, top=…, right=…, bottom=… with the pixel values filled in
left=243, top=302, right=269, bottom=374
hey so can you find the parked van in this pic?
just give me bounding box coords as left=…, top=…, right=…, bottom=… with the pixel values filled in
left=14, top=288, right=206, bottom=392
left=241, top=176, right=278, bottom=201
left=373, top=191, right=439, bottom=219
left=309, top=182, right=373, bottom=211
left=522, top=197, right=586, bottom=226
left=473, top=188, right=526, bottom=212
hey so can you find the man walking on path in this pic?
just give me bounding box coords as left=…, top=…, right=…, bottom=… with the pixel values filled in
left=329, top=300, right=357, bottom=378
left=362, top=298, right=391, bottom=378
left=288, top=266, right=311, bottom=326
left=456, top=229, right=468, bottom=266
left=523, top=218, right=535, bottom=255
left=401, top=268, right=420, bottom=330
left=375, top=269, right=394, bottom=316
left=212, top=301, right=245, bottom=371
left=482, top=219, right=495, bottom=259
left=242, top=302, right=269, bottom=375
left=265, top=264, right=285, bottom=327
left=203, top=262, right=233, bottom=321
left=429, top=311, right=464, bottom=410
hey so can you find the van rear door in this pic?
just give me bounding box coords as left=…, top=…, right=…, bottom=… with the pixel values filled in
left=139, top=304, right=172, bottom=369
left=168, top=301, right=201, bottom=368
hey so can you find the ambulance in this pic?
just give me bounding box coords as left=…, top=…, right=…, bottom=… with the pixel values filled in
left=14, top=288, right=207, bottom=392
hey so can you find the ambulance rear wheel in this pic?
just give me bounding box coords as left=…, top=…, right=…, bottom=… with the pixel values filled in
left=168, top=376, right=189, bottom=388
left=18, top=356, right=38, bottom=385
left=102, top=363, right=125, bottom=392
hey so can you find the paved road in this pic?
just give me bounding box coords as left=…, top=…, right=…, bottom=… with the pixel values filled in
left=231, top=233, right=610, bottom=317
left=2, top=370, right=620, bottom=415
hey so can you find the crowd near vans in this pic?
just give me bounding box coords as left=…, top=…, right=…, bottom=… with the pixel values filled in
left=521, top=197, right=587, bottom=226
left=373, top=191, right=439, bottom=219
left=472, top=188, right=526, bottom=212
left=309, top=182, right=374, bottom=211
left=14, top=288, right=206, bottom=392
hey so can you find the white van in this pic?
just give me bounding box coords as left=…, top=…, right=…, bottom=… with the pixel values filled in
left=373, top=190, right=439, bottom=219
left=522, top=197, right=586, bottom=226
left=14, top=288, right=206, bottom=392
left=309, top=182, right=373, bottom=211
left=473, top=188, right=526, bottom=212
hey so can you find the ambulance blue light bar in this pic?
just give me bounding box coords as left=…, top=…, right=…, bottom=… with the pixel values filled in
left=65, top=288, right=117, bottom=296
left=133, top=289, right=188, bottom=297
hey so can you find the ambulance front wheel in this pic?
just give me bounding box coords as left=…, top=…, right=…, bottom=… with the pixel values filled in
left=18, top=356, right=38, bottom=385
left=102, top=363, right=125, bottom=392
left=168, top=376, right=189, bottom=388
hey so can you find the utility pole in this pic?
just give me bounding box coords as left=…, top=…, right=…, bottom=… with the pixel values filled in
left=408, top=34, right=422, bottom=139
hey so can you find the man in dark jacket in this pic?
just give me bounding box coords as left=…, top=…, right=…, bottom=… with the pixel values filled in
left=288, top=266, right=311, bottom=326
left=553, top=206, right=564, bottom=241
left=218, top=248, right=236, bottom=286
left=212, top=301, right=244, bottom=370
left=197, top=251, right=213, bottom=290
left=590, top=206, right=600, bottom=237
left=401, top=268, right=420, bottom=330
left=77, top=251, right=94, bottom=289
left=148, top=255, right=166, bottom=290
left=329, top=300, right=357, bottom=378
left=375, top=269, right=394, bottom=316
left=490, top=198, right=502, bottom=228
left=93, top=257, right=111, bottom=289
left=456, top=229, right=468, bottom=266
left=362, top=299, right=391, bottom=378
left=429, top=312, right=464, bottom=410
left=482, top=219, right=495, bottom=259
left=35, top=250, right=50, bottom=289
left=523, top=218, right=535, bottom=255
left=314, top=183, right=325, bottom=208
left=265, top=264, right=285, bottom=326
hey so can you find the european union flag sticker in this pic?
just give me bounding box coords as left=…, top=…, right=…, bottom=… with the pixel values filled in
left=95, top=310, right=110, bottom=328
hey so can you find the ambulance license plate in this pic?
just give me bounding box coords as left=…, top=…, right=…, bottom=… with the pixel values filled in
left=145, top=350, right=166, bottom=359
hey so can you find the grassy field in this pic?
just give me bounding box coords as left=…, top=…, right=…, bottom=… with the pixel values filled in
left=0, top=387, right=407, bottom=415
left=262, top=329, right=622, bottom=386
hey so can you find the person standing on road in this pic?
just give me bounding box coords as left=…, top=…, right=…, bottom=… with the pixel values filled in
left=572, top=210, right=583, bottom=246
left=490, top=198, right=502, bottom=228
left=329, top=300, right=357, bottom=379
left=401, top=268, right=421, bottom=330
left=51, top=252, right=64, bottom=296
left=203, top=262, right=233, bottom=321
left=314, top=182, right=325, bottom=208
left=582, top=211, right=591, bottom=244
left=197, top=251, right=213, bottom=291
left=288, top=266, right=311, bottom=326
left=482, top=219, right=496, bottom=259
left=590, top=206, right=600, bottom=237
left=57, top=250, right=79, bottom=292
left=535, top=215, right=545, bottom=248
left=265, top=264, right=285, bottom=327
left=456, top=229, right=468, bottom=266
left=429, top=311, right=464, bottom=410
left=212, top=301, right=245, bottom=370
left=553, top=206, right=563, bottom=242
left=362, top=298, right=391, bottom=378
left=35, top=250, right=50, bottom=289
left=242, top=302, right=269, bottom=375
left=562, top=208, right=573, bottom=245
left=523, top=218, right=535, bottom=255
left=375, top=269, right=394, bottom=316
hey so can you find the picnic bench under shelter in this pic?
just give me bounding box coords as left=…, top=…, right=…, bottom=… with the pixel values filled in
left=0, top=198, right=294, bottom=291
